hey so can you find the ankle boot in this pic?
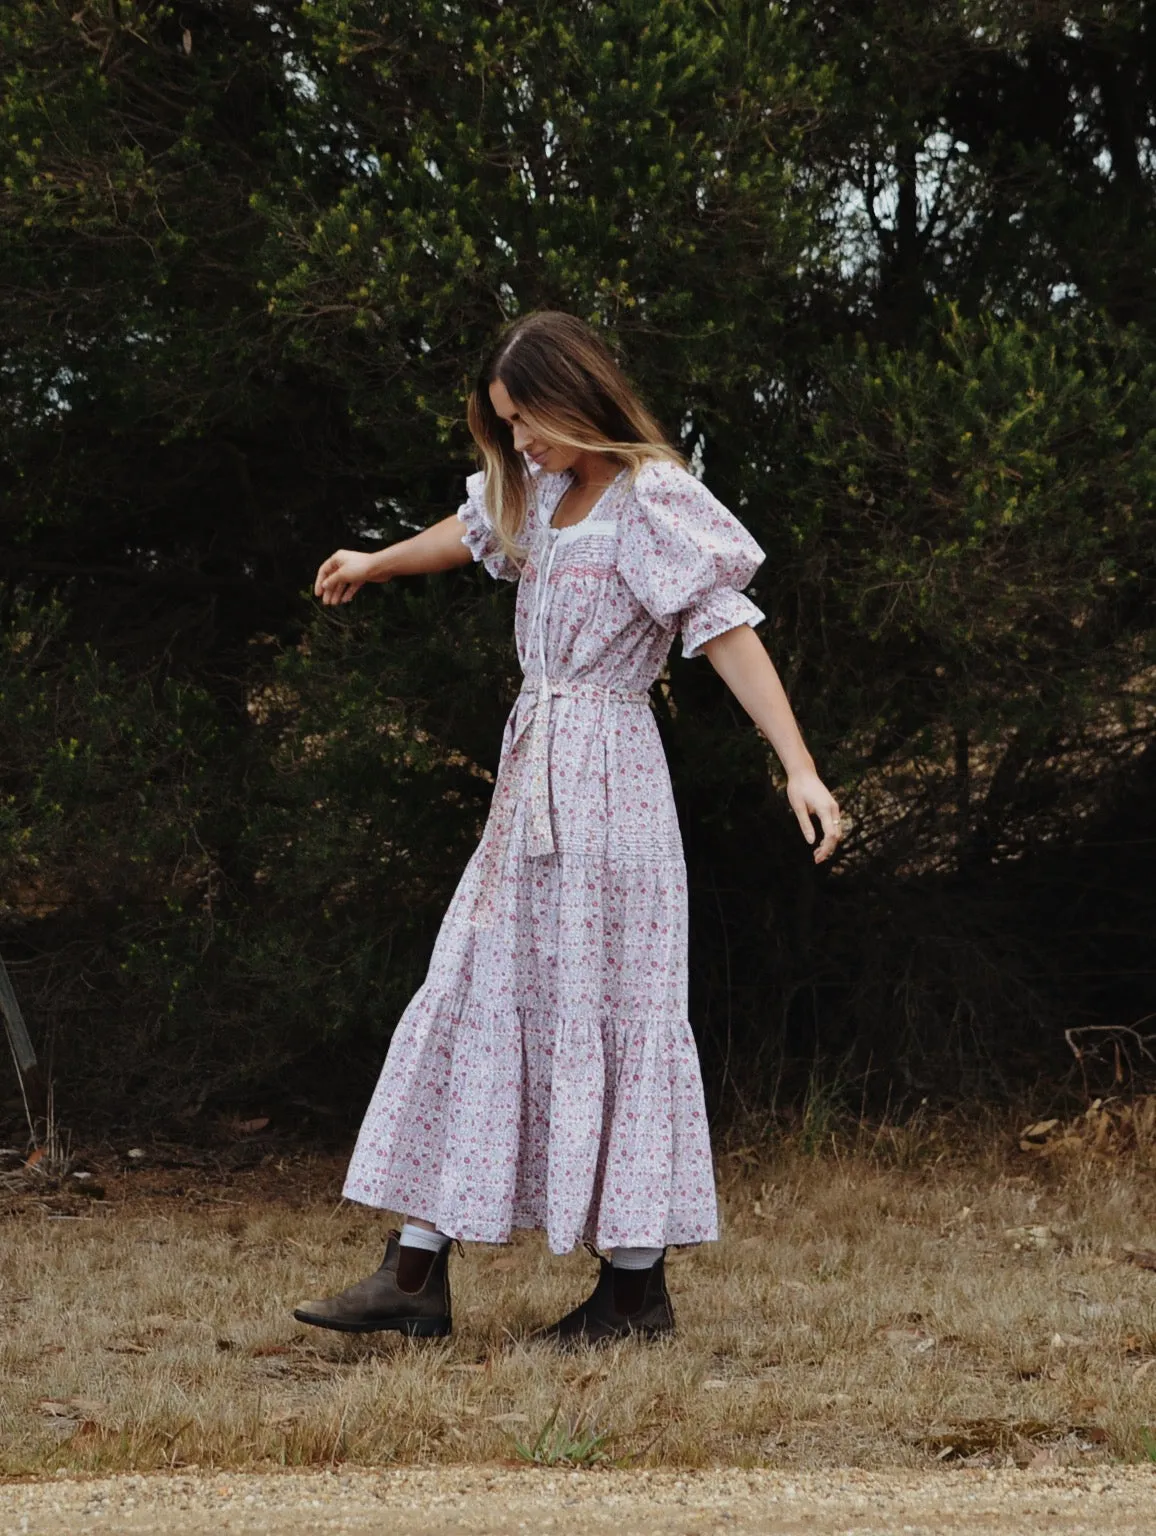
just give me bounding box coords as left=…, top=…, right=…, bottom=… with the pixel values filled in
left=293, top=1230, right=452, bottom=1337
left=532, top=1248, right=674, bottom=1348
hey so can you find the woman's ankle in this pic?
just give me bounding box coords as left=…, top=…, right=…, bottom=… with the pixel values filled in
left=396, top=1222, right=451, bottom=1293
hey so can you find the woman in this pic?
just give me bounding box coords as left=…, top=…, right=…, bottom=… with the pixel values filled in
left=297, top=311, right=841, bottom=1345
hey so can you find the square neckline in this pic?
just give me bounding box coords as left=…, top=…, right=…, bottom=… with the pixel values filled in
left=546, top=467, right=627, bottom=534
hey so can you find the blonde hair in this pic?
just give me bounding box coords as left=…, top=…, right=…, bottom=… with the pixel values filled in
left=465, top=311, right=683, bottom=568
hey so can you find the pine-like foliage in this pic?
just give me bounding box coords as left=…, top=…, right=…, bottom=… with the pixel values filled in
left=1, top=1, right=1154, bottom=1123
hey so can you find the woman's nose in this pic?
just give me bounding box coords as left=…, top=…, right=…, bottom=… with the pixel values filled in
left=512, top=422, right=532, bottom=452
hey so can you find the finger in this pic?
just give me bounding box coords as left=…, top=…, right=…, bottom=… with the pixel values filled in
left=341, top=582, right=364, bottom=603
left=791, top=799, right=816, bottom=845
left=814, top=802, right=842, bottom=862
left=814, top=828, right=839, bottom=863
left=314, top=556, right=339, bottom=597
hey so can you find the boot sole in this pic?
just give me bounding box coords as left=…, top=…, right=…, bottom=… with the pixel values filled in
left=530, top=1322, right=675, bottom=1349
left=292, top=1309, right=451, bottom=1337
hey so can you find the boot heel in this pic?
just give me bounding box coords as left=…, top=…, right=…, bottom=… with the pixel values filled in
left=399, top=1316, right=452, bottom=1338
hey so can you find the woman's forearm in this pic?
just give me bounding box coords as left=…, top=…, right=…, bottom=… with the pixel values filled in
left=701, top=624, right=816, bottom=777
left=369, top=513, right=477, bottom=580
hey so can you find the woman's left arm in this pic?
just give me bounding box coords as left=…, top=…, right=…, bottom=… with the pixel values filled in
left=701, top=624, right=842, bottom=864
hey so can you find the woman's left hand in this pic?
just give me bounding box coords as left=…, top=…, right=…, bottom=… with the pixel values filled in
left=787, top=769, right=843, bottom=864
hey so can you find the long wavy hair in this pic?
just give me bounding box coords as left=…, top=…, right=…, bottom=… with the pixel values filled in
left=465, top=311, right=683, bottom=569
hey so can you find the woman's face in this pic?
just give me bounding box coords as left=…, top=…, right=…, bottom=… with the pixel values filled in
left=488, top=379, right=581, bottom=474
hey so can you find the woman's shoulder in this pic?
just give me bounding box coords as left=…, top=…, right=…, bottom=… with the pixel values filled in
left=628, top=455, right=714, bottom=511
left=633, top=454, right=711, bottom=491
left=632, top=454, right=687, bottom=487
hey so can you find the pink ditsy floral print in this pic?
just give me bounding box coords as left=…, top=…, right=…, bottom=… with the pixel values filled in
left=342, top=458, right=767, bottom=1253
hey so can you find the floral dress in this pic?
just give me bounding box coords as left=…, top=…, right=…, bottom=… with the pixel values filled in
left=342, top=457, right=767, bottom=1254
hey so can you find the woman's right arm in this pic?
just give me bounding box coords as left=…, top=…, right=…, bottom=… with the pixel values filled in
left=314, top=513, right=475, bottom=606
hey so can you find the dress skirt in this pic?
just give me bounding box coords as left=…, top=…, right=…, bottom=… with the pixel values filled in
left=342, top=457, right=768, bottom=1254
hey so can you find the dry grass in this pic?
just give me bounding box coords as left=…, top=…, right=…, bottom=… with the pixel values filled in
left=2, top=1132, right=1156, bottom=1477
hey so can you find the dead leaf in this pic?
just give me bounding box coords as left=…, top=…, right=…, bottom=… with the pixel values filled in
left=248, top=1343, right=292, bottom=1357
left=918, top=1418, right=1070, bottom=1459
left=38, top=1396, right=106, bottom=1420
left=182, top=28, right=192, bottom=54
left=1020, top=1120, right=1060, bottom=1150
left=232, top=1117, right=270, bottom=1136
left=572, top=1367, right=609, bottom=1390
left=1019, top=1097, right=1156, bottom=1162
left=489, top=1256, right=519, bottom=1272
left=69, top=1419, right=106, bottom=1440
left=880, top=1326, right=937, bottom=1355
left=1027, top=1446, right=1066, bottom=1470
left=24, top=1147, right=44, bottom=1169
left=1122, top=1247, right=1156, bottom=1272
left=1004, top=1225, right=1069, bottom=1251
left=1132, top=1358, right=1156, bottom=1382
left=1049, top=1333, right=1090, bottom=1349
left=105, top=1341, right=148, bottom=1355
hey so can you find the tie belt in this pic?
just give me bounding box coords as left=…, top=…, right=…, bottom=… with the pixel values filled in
left=467, top=677, right=652, bottom=929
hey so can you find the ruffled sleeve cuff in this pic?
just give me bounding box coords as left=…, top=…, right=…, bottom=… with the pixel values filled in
left=681, top=588, right=766, bottom=660
left=456, top=470, right=520, bottom=583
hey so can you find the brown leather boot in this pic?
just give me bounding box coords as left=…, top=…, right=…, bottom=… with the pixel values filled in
left=292, top=1230, right=452, bottom=1337
left=531, top=1250, right=674, bottom=1348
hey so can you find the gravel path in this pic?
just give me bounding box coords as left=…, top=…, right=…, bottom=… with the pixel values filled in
left=3, top=1467, right=1156, bottom=1534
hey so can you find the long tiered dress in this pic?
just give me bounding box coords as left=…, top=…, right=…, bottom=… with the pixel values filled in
left=343, top=457, right=766, bottom=1254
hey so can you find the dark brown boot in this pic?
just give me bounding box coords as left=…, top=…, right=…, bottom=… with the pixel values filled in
left=292, top=1230, right=452, bottom=1337
left=531, top=1250, right=674, bottom=1348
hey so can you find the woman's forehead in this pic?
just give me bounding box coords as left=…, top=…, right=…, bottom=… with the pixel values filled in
left=488, top=379, right=518, bottom=418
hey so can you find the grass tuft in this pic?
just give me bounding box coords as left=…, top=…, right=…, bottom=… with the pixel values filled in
left=511, top=1406, right=611, bottom=1467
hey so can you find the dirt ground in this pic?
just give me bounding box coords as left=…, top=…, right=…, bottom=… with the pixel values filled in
left=3, top=1466, right=1156, bottom=1535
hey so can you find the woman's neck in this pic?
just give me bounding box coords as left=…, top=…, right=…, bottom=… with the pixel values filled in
left=569, top=449, right=624, bottom=489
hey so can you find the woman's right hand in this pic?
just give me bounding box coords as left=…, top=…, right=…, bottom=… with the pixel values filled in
left=314, top=548, right=380, bottom=606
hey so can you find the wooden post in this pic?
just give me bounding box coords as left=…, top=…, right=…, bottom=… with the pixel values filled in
left=0, top=950, right=46, bottom=1128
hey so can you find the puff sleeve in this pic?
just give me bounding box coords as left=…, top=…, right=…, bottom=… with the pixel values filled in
left=456, top=470, right=520, bottom=582
left=617, top=460, right=767, bottom=659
